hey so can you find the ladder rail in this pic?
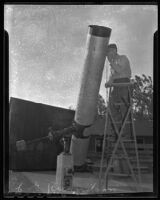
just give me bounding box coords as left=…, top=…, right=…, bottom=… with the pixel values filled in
left=98, top=87, right=110, bottom=190
left=129, top=89, right=142, bottom=187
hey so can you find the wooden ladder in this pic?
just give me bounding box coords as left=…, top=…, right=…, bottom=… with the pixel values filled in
left=98, top=82, right=142, bottom=192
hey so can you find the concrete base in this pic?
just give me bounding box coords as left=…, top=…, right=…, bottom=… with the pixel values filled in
left=56, top=153, right=74, bottom=191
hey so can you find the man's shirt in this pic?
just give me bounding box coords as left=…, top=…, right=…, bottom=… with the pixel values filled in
left=108, top=55, right=131, bottom=82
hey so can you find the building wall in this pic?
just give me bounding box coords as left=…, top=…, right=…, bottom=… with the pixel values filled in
left=9, top=97, right=75, bottom=170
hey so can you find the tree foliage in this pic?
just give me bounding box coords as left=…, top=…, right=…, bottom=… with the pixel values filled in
left=132, top=74, right=153, bottom=120
left=97, top=94, right=106, bottom=116
left=68, top=105, right=75, bottom=111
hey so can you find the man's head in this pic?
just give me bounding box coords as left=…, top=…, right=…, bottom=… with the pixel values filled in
left=106, top=43, right=118, bottom=62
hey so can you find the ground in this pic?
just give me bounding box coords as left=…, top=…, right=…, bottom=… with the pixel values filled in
left=8, top=170, right=153, bottom=195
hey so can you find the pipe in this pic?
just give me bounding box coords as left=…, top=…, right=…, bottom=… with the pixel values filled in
left=70, top=25, right=111, bottom=167
left=74, top=25, right=112, bottom=127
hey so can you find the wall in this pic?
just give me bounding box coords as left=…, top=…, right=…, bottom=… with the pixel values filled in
left=9, top=97, right=75, bottom=170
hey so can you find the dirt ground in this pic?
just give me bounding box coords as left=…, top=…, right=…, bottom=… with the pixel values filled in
left=8, top=169, right=153, bottom=195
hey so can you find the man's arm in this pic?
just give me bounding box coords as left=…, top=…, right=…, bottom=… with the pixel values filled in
left=110, top=55, right=129, bottom=73
left=105, top=55, right=130, bottom=87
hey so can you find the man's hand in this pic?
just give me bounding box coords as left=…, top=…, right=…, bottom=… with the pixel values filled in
left=110, top=59, right=118, bottom=71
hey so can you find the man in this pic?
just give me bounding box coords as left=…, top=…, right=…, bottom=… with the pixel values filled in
left=105, top=44, right=132, bottom=139
left=105, top=43, right=131, bottom=86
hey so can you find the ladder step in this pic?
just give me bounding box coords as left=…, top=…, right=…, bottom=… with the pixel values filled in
left=109, top=82, right=134, bottom=87
left=133, top=166, right=149, bottom=170
left=109, top=172, right=131, bottom=177
left=122, top=139, right=136, bottom=142
left=112, top=103, right=130, bottom=106
left=114, top=121, right=132, bottom=124
left=105, top=139, right=136, bottom=143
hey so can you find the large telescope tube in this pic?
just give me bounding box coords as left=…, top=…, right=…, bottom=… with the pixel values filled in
left=74, top=25, right=112, bottom=126
left=70, top=25, right=112, bottom=168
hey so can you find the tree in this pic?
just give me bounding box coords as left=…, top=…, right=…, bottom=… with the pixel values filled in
left=68, top=105, right=75, bottom=111
left=97, top=94, right=106, bottom=116
left=132, top=74, right=153, bottom=120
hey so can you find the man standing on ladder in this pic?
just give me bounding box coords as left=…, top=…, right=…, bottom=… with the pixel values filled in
left=105, top=43, right=132, bottom=140
left=99, top=44, right=142, bottom=191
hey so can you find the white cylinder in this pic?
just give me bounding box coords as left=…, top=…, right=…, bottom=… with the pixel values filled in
left=75, top=25, right=111, bottom=126
left=70, top=135, right=90, bottom=166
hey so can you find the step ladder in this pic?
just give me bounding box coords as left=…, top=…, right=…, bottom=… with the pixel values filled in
left=98, top=81, right=142, bottom=192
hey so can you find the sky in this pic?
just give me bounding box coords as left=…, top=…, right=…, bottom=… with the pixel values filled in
left=4, top=5, right=157, bottom=109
